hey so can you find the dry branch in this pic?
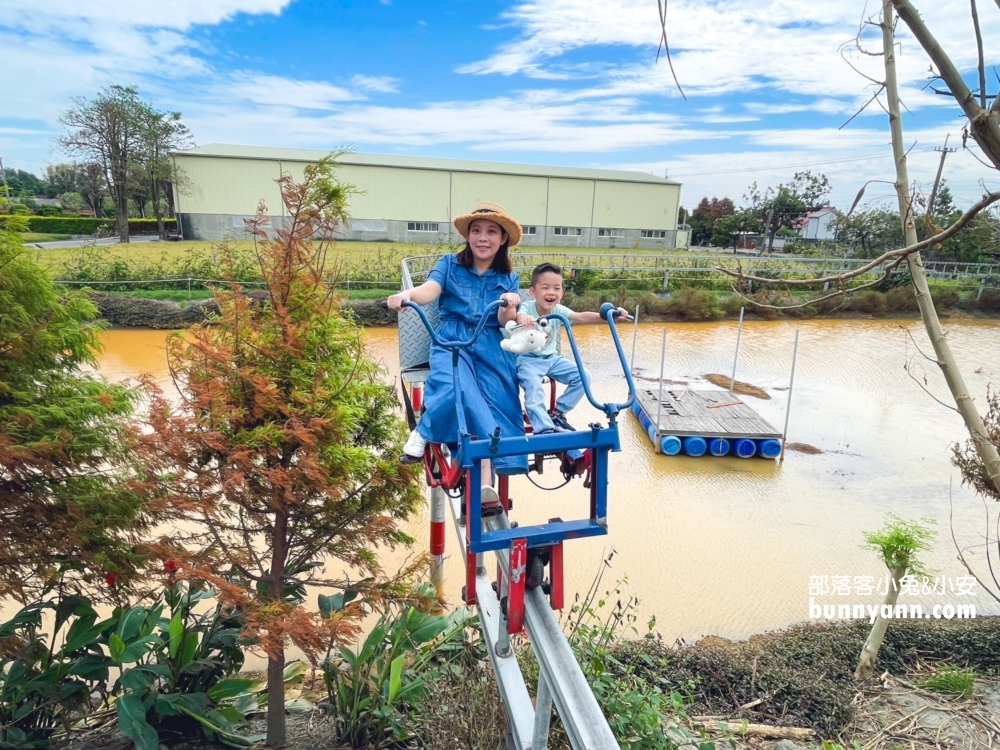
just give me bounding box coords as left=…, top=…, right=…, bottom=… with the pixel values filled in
left=717, top=190, right=1000, bottom=288
left=691, top=720, right=815, bottom=739
left=890, top=0, right=1000, bottom=169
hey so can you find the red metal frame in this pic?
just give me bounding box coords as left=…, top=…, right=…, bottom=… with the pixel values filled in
left=507, top=538, right=527, bottom=634
left=548, top=534, right=564, bottom=611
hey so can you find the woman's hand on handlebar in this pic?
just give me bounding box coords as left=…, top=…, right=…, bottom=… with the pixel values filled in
left=387, top=291, right=411, bottom=311
left=499, top=292, right=521, bottom=309
left=498, top=292, right=521, bottom=325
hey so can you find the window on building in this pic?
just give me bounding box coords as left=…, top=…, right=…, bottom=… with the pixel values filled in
left=407, top=222, right=440, bottom=232
left=553, top=227, right=581, bottom=236
left=599, top=228, right=625, bottom=237
left=521, top=225, right=537, bottom=235
left=641, top=230, right=667, bottom=238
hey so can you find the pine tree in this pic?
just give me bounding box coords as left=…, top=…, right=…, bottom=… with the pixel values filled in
left=0, top=230, right=151, bottom=601
left=143, top=158, right=422, bottom=745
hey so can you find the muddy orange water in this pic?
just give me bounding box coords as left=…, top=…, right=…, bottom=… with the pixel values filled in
left=94, top=319, right=1000, bottom=644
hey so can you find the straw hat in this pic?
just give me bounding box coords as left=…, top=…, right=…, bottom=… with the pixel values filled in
left=453, top=201, right=522, bottom=247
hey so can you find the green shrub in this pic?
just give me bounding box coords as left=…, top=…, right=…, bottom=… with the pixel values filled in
left=26, top=216, right=111, bottom=234
left=931, top=287, right=960, bottom=310
left=977, top=288, right=1000, bottom=312
left=663, top=287, right=722, bottom=320
left=849, top=291, right=886, bottom=315
left=0, top=214, right=30, bottom=232
left=113, top=580, right=256, bottom=750
left=19, top=217, right=176, bottom=235
left=884, top=286, right=918, bottom=312
left=919, top=664, right=975, bottom=698
left=0, top=595, right=117, bottom=748
left=719, top=294, right=745, bottom=317
left=321, top=591, right=475, bottom=749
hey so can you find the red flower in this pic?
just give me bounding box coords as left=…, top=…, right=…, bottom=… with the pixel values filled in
left=105, top=573, right=117, bottom=586
left=164, top=560, right=180, bottom=573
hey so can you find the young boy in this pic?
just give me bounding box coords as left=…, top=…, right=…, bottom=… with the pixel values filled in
left=511, top=263, right=630, bottom=434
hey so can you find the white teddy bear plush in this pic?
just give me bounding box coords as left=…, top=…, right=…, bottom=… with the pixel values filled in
left=500, top=319, right=549, bottom=355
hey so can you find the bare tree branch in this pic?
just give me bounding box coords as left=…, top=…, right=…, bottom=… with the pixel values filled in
left=970, top=0, right=987, bottom=110
left=904, top=354, right=960, bottom=412
left=890, top=0, right=1000, bottom=169
left=656, top=0, right=687, bottom=100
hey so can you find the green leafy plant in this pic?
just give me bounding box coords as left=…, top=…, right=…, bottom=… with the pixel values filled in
left=0, top=595, right=117, bottom=748
left=920, top=664, right=976, bottom=698
left=563, top=569, right=711, bottom=750
left=112, top=580, right=257, bottom=750
left=321, top=591, right=475, bottom=749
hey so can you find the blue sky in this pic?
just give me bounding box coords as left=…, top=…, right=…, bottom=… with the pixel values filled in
left=2, top=0, right=998, bottom=212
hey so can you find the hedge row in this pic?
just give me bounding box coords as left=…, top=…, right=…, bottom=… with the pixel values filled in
left=0, top=216, right=177, bottom=234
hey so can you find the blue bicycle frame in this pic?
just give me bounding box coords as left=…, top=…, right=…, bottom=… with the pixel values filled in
left=400, top=300, right=637, bottom=553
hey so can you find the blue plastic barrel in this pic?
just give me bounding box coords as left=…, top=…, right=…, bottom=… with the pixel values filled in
left=682, top=436, right=707, bottom=457
left=660, top=435, right=682, bottom=455
left=632, top=402, right=642, bottom=416
left=638, top=413, right=651, bottom=432
left=647, top=426, right=659, bottom=444
left=757, top=439, right=782, bottom=459
left=708, top=437, right=730, bottom=456
left=733, top=438, right=757, bottom=458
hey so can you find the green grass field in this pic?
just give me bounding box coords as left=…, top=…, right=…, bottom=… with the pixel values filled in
left=31, top=238, right=688, bottom=275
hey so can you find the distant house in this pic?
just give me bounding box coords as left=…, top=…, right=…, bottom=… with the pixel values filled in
left=796, top=207, right=838, bottom=240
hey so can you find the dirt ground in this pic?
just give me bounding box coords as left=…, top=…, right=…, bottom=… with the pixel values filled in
left=53, top=619, right=1000, bottom=750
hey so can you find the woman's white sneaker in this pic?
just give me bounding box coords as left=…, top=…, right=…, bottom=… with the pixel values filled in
left=401, top=430, right=427, bottom=462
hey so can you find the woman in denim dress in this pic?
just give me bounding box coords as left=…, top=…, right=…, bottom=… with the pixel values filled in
left=387, top=202, right=528, bottom=476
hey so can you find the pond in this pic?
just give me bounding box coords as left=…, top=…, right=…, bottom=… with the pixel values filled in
left=95, top=316, right=1000, bottom=643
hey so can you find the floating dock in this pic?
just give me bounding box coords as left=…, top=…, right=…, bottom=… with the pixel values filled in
left=626, top=308, right=797, bottom=460
left=631, top=387, right=782, bottom=458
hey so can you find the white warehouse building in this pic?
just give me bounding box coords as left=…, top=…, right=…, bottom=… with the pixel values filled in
left=170, top=144, right=685, bottom=249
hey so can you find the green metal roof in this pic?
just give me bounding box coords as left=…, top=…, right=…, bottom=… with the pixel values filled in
left=175, top=143, right=680, bottom=186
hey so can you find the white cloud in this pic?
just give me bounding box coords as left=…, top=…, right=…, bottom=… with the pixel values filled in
left=458, top=0, right=1000, bottom=114
left=224, top=73, right=361, bottom=108
left=350, top=75, right=400, bottom=93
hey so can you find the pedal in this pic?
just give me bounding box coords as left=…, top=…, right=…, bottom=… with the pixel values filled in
left=399, top=453, right=424, bottom=465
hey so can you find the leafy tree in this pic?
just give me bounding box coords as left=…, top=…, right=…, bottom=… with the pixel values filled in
left=59, top=86, right=187, bottom=242
left=58, top=192, right=85, bottom=212
left=3, top=169, right=46, bottom=200
left=137, top=109, right=192, bottom=238
left=143, top=158, right=422, bottom=746
left=745, top=171, right=831, bottom=253
left=688, top=196, right=735, bottom=245
left=44, top=163, right=81, bottom=198
left=833, top=208, right=904, bottom=258
left=0, top=230, right=152, bottom=602
left=77, top=162, right=107, bottom=216
left=711, top=208, right=761, bottom=249
left=855, top=516, right=934, bottom=679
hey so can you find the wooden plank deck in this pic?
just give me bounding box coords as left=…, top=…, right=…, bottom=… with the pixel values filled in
left=634, top=388, right=781, bottom=439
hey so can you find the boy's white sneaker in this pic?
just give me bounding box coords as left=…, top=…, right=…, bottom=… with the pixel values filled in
left=401, top=430, right=427, bottom=462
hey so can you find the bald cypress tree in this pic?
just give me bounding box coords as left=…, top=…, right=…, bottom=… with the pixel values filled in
left=0, top=230, right=151, bottom=601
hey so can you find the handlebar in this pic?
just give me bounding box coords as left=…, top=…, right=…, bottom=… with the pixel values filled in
left=392, top=298, right=509, bottom=351
left=537, top=302, right=636, bottom=420
left=385, top=295, right=635, bottom=421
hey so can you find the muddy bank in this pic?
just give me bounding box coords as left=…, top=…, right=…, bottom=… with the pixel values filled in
left=616, top=617, right=1000, bottom=743
left=89, top=292, right=395, bottom=329
left=89, top=289, right=1000, bottom=330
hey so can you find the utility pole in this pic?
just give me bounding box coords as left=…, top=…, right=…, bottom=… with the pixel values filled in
left=927, top=134, right=957, bottom=217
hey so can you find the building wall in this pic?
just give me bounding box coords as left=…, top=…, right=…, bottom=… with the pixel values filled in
left=173, top=154, right=682, bottom=246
